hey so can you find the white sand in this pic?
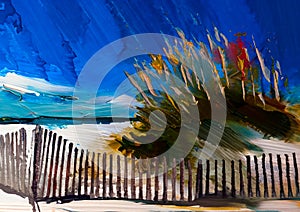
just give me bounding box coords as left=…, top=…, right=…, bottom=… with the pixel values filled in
left=0, top=190, right=190, bottom=212
left=0, top=190, right=32, bottom=211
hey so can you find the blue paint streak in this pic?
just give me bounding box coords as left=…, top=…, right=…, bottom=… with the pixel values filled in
left=0, top=0, right=299, bottom=119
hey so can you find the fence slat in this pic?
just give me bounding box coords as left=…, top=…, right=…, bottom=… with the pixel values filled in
left=205, top=160, right=210, bottom=196
left=285, top=154, right=293, bottom=197
left=195, top=159, right=203, bottom=199
left=0, top=136, right=5, bottom=185
left=5, top=134, right=11, bottom=187
left=131, top=155, right=136, bottom=199
left=262, top=153, right=268, bottom=198
left=15, top=132, right=20, bottom=191
left=172, top=158, right=176, bottom=201
left=46, top=133, right=57, bottom=198
left=52, top=136, right=62, bottom=198
left=71, top=147, right=78, bottom=196
left=27, top=132, right=33, bottom=195
left=21, top=129, right=27, bottom=194
left=32, top=126, right=42, bottom=203
left=102, top=152, right=107, bottom=198
left=269, top=153, right=276, bottom=197
left=40, top=129, right=48, bottom=178
left=14, top=132, right=20, bottom=192
left=78, top=149, right=84, bottom=196
left=179, top=159, right=184, bottom=201
left=124, top=155, right=128, bottom=199
left=65, top=142, right=73, bottom=196
left=277, top=154, right=285, bottom=199
left=41, top=131, right=52, bottom=197
left=231, top=160, right=236, bottom=198
left=90, top=152, right=95, bottom=197
left=138, top=159, right=143, bottom=200
left=154, top=157, right=159, bottom=201
left=37, top=128, right=45, bottom=184
left=215, top=160, right=218, bottom=195
left=246, top=155, right=252, bottom=198
left=188, top=160, right=192, bottom=202
left=10, top=133, right=16, bottom=190
left=59, top=139, right=67, bottom=198
left=117, top=155, right=121, bottom=198
left=95, top=153, right=100, bottom=198
left=162, top=156, right=167, bottom=202
left=146, top=158, right=151, bottom=201
left=292, top=153, right=300, bottom=197
left=254, top=155, right=260, bottom=197
left=222, top=159, right=226, bottom=198
left=109, top=154, right=114, bottom=198
left=84, top=150, right=89, bottom=196
left=239, top=160, right=245, bottom=198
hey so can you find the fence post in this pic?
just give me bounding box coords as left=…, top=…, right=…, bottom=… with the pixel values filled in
left=46, top=133, right=57, bottom=198
left=84, top=150, right=89, bottom=196
left=109, top=154, right=114, bottom=198
left=95, top=153, right=100, bottom=198
left=32, top=126, right=42, bottom=204
left=179, top=158, right=184, bottom=201
left=172, top=158, right=176, bottom=201
left=285, top=154, right=293, bottom=198
left=10, top=133, right=16, bottom=191
left=277, top=154, right=285, bottom=199
left=117, top=155, right=121, bottom=198
left=195, top=159, right=203, bottom=199
left=146, top=158, right=151, bottom=201
left=188, top=159, right=192, bottom=202
left=231, top=160, right=236, bottom=198
left=78, top=149, right=84, bottom=196
left=131, top=155, right=136, bottom=199
left=21, top=128, right=27, bottom=193
left=292, top=153, right=300, bottom=197
left=0, top=136, right=5, bottom=185
left=71, top=147, right=78, bottom=196
left=222, top=159, right=226, bottom=198
left=262, top=153, right=268, bottom=198
left=138, top=159, right=143, bottom=200
left=246, top=155, right=253, bottom=197
left=205, top=160, right=210, bottom=196
left=154, top=157, right=159, bottom=201
left=90, top=152, right=95, bottom=197
left=15, top=132, right=20, bottom=192
left=59, top=139, right=67, bottom=198
left=52, top=136, right=62, bottom=198
left=5, top=134, right=11, bottom=187
left=214, top=160, right=218, bottom=195
left=162, top=156, right=168, bottom=202
left=239, top=160, right=245, bottom=198
left=102, top=152, right=107, bottom=198
left=124, top=155, right=128, bottom=199
left=40, top=129, right=48, bottom=179
left=254, top=155, right=260, bottom=197
left=41, top=131, right=52, bottom=197
left=65, top=143, right=73, bottom=196
left=37, top=129, right=45, bottom=187
left=269, top=153, right=276, bottom=197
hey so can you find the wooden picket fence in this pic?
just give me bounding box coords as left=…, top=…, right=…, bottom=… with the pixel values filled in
left=0, top=126, right=299, bottom=208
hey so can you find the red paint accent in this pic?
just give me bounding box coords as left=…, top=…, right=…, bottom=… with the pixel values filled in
left=226, top=37, right=250, bottom=80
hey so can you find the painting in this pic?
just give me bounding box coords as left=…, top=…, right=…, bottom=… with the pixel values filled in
left=0, top=0, right=299, bottom=211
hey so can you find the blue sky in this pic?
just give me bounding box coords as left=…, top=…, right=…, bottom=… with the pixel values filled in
left=0, top=0, right=299, bottom=118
